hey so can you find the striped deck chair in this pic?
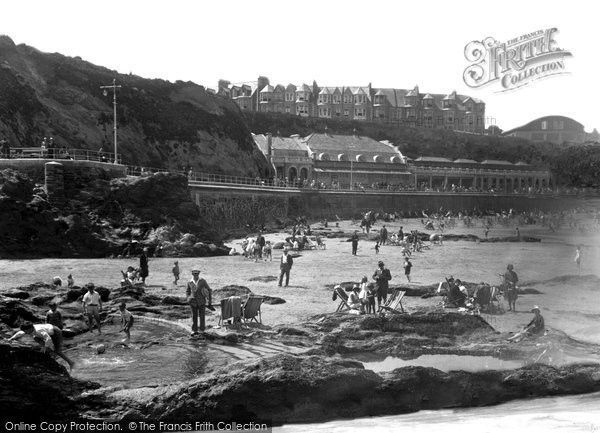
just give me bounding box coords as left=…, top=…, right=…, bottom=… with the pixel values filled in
left=242, top=295, right=264, bottom=324
left=334, top=286, right=352, bottom=312
left=378, top=289, right=406, bottom=314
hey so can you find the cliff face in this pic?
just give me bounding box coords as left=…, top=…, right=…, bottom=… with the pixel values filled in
left=0, top=35, right=269, bottom=176
left=0, top=168, right=226, bottom=258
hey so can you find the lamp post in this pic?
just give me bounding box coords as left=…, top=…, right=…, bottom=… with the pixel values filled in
left=100, top=79, right=122, bottom=164
left=350, top=150, right=353, bottom=191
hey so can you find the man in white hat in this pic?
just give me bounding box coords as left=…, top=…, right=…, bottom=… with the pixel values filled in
left=186, top=269, right=213, bottom=335
left=508, top=305, right=545, bottom=342
left=278, top=247, right=294, bottom=287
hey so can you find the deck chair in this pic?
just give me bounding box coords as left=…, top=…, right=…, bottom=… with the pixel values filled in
left=378, top=289, right=406, bottom=313
left=334, top=286, right=352, bottom=312
left=218, top=296, right=242, bottom=327
left=242, top=295, right=264, bottom=324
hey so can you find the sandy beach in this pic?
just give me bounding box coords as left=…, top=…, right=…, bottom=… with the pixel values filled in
left=2, top=217, right=598, bottom=344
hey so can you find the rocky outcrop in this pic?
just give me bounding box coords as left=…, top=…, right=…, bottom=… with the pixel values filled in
left=105, top=353, right=600, bottom=426
left=0, top=169, right=230, bottom=258
left=3, top=279, right=600, bottom=426
left=0, top=342, right=100, bottom=421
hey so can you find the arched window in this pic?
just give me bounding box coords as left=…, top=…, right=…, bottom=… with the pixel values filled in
left=373, top=155, right=382, bottom=163
left=318, top=153, right=330, bottom=161
left=355, top=154, right=365, bottom=162
left=337, top=153, right=348, bottom=162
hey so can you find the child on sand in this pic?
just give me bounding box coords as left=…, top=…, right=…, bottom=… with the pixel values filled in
left=375, top=241, right=380, bottom=254
left=263, top=241, right=272, bottom=261
left=67, top=274, right=75, bottom=288
left=119, top=302, right=134, bottom=343
left=172, top=261, right=180, bottom=285
left=403, top=257, right=412, bottom=282
left=366, top=284, right=376, bottom=314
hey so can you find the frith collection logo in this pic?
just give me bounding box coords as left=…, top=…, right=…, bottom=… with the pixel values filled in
left=463, top=28, right=572, bottom=92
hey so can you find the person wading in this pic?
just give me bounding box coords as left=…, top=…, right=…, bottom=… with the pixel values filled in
left=186, top=269, right=214, bottom=336
left=82, top=283, right=102, bottom=334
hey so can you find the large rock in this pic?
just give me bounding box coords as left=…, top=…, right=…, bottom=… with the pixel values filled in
left=126, top=353, right=600, bottom=426
left=0, top=296, right=42, bottom=327
left=64, top=286, right=111, bottom=303
left=0, top=342, right=100, bottom=420
left=212, top=285, right=253, bottom=303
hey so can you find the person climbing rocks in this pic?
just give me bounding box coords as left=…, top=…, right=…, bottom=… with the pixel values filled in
left=8, top=322, right=75, bottom=371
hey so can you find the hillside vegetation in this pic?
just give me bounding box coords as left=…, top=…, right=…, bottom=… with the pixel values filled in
left=0, top=36, right=269, bottom=176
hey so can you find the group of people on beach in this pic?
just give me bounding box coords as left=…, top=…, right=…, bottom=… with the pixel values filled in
left=6, top=282, right=135, bottom=371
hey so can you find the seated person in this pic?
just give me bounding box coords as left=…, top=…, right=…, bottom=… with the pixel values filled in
left=348, top=285, right=364, bottom=313
left=508, top=306, right=545, bottom=342
left=447, top=278, right=467, bottom=306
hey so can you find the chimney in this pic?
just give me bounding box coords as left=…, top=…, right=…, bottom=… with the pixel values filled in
left=266, top=132, right=273, bottom=159
left=257, top=76, right=270, bottom=91
left=218, top=79, right=230, bottom=92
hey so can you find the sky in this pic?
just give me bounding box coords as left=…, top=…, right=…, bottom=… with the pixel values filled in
left=1, top=0, right=598, bottom=132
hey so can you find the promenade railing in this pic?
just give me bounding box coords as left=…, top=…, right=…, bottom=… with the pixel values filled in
left=125, top=167, right=599, bottom=197
left=3, top=147, right=122, bottom=164
left=3, top=149, right=592, bottom=197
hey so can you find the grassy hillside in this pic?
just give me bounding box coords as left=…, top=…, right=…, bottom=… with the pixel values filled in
left=0, top=35, right=269, bottom=176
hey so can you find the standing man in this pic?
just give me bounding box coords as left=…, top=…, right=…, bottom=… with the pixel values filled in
left=372, top=260, right=392, bottom=309
left=278, top=247, right=294, bottom=287
left=398, top=226, right=404, bottom=241
left=504, top=264, right=519, bottom=311
left=139, top=247, right=149, bottom=285
left=186, top=269, right=213, bottom=336
left=380, top=225, right=388, bottom=246
left=256, top=231, right=266, bottom=260
left=82, top=283, right=102, bottom=334
left=351, top=230, right=359, bottom=256
left=403, top=257, right=413, bottom=282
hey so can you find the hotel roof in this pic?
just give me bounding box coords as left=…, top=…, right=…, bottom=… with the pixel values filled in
left=301, top=133, right=403, bottom=159
left=481, top=159, right=514, bottom=165
left=252, top=134, right=309, bottom=153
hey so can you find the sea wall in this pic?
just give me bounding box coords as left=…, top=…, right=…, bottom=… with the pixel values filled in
left=189, top=184, right=591, bottom=229
left=0, top=159, right=127, bottom=183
